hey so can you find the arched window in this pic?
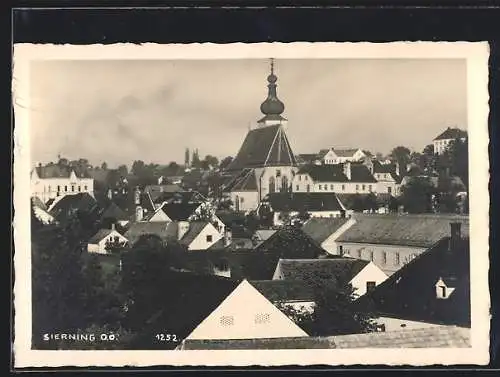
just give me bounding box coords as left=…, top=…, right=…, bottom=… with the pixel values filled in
left=269, top=176, right=275, bottom=193
left=281, top=176, right=289, bottom=192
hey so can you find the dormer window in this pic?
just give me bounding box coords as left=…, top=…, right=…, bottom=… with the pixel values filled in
left=435, top=277, right=456, bottom=299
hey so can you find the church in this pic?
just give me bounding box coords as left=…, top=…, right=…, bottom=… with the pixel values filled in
left=223, top=60, right=298, bottom=212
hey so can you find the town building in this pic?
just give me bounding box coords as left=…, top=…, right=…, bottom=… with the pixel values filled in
left=302, top=217, right=356, bottom=255
left=335, top=214, right=469, bottom=276
left=47, top=192, right=100, bottom=223
left=272, top=258, right=388, bottom=299
left=87, top=224, right=129, bottom=254
left=319, top=148, right=367, bottom=165
left=291, top=162, right=380, bottom=195
left=223, top=60, right=298, bottom=211
left=30, top=164, right=95, bottom=204
left=355, top=222, right=470, bottom=332
left=433, top=127, right=468, bottom=155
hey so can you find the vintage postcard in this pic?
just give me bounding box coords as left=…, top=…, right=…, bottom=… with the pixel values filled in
left=13, top=42, right=490, bottom=367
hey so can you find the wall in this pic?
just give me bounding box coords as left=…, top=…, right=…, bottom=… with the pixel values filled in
left=186, top=280, right=308, bottom=340
left=187, top=223, right=223, bottom=250
left=292, top=176, right=376, bottom=195
left=230, top=191, right=259, bottom=212
left=376, top=316, right=446, bottom=332
left=375, top=180, right=401, bottom=196
left=320, top=218, right=357, bottom=254
left=148, top=209, right=172, bottom=222
left=349, top=262, right=388, bottom=298
left=335, top=242, right=427, bottom=276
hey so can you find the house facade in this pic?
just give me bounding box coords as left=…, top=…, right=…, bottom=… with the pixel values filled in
left=31, top=165, right=94, bottom=204
left=185, top=280, right=309, bottom=340
left=433, top=127, right=468, bottom=155
left=302, top=217, right=357, bottom=255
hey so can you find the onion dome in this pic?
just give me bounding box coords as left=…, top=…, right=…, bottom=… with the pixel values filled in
left=260, top=58, right=285, bottom=117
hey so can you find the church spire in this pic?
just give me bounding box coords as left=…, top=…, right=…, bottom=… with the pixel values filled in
left=258, top=58, right=286, bottom=125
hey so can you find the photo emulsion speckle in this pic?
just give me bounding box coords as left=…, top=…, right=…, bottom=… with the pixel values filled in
left=13, top=43, right=491, bottom=367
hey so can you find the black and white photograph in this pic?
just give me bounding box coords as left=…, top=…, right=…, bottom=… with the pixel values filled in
left=13, top=42, right=490, bottom=367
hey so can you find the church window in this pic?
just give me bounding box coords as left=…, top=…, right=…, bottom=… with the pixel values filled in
left=269, top=177, right=276, bottom=194
left=281, top=176, right=289, bottom=192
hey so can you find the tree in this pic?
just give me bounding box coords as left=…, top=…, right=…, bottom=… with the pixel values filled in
left=390, top=146, right=412, bottom=175
left=245, top=211, right=260, bottom=234
left=101, top=162, right=108, bottom=170
left=445, top=137, right=469, bottom=190
left=219, top=156, right=233, bottom=170
left=184, top=148, right=190, bottom=167
left=279, top=279, right=377, bottom=336
left=202, top=155, right=219, bottom=170
left=57, top=157, right=69, bottom=166
left=351, top=194, right=366, bottom=212
left=191, top=149, right=201, bottom=169
left=131, top=160, right=146, bottom=176
left=400, top=177, right=436, bottom=213
left=365, top=193, right=379, bottom=213
left=117, top=164, right=128, bottom=177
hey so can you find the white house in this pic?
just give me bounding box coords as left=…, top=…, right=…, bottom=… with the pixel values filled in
left=31, top=164, right=94, bottom=204
left=272, top=258, right=388, bottom=299
left=185, top=280, right=309, bottom=341
left=364, top=159, right=402, bottom=196
left=180, top=221, right=223, bottom=251
left=87, top=225, right=128, bottom=254
left=320, top=148, right=366, bottom=165
left=433, top=127, right=468, bottom=155
left=292, top=162, right=379, bottom=195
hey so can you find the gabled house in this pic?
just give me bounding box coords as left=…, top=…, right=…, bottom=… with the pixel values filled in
left=87, top=224, right=128, bottom=254
left=302, top=217, right=356, bottom=255
left=261, top=192, right=349, bottom=226
left=292, top=162, right=378, bottom=195
left=320, top=148, right=366, bottom=165
left=366, top=159, right=403, bottom=196
left=433, top=127, right=468, bottom=155
left=184, top=280, right=309, bottom=341
left=335, top=214, right=470, bottom=276
left=355, top=222, right=470, bottom=332
left=272, top=257, right=388, bottom=298
left=124, top=220, right=222, bottom=250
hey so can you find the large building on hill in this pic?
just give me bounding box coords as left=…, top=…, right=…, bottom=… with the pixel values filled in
left=433, top=127, right=467, bottom=155
left=223, top=60, right=298, bottom=211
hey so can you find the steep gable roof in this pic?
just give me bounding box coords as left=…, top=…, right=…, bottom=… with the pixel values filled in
left=179, top=221, right=211, bottom=246
left=229, top=169, right=258, bottom=191
left=161, top=202, right=201, bottom=221
left=253, top=226, right=328, bottom=259
left=349, top=163, right=378, bottom=183
left=124, top=221, right=178, bottom=246
left=355, top=235, right=470, bottom=327
left=100, top=201, right=129, bottom=221
left=297, top=164, right=347, bottom=182
left=337, top=214, right=469, bottom=248
left=266, top=192, right=346, bottom=212
left=48, top=193, right=99, bottom=221
left=275, top=258, right=370, bottom=287
left=88, top=228, right=114, bottom=244
left=434, top=127, right=468, bottom=141
left=227, top=125, right=297, bottom=171
left=302, top=217, right=351, bottom=244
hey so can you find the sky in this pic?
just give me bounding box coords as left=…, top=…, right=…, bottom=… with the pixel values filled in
left=29, top=58, right=467, bottom=168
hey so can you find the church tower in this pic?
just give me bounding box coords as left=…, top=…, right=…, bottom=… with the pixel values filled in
left=224, top=59, right=298, bottom=211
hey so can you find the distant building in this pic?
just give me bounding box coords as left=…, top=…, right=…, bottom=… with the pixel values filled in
left=223, top=60, right=298, bottom=211
left=47, top=192, right=100, bottom=223
left=335, top=214, right=469, bottom=276
left=355, top=222, right=470, bottom=332
left=433, top=127, right=468, bottom=155
left=31, top=164, right=94, bottom=204
left=291, top=163, right=379, bottom=195
left=320, top=148, right=366, bottom=165
left=301, top=217, right=356, bottom=254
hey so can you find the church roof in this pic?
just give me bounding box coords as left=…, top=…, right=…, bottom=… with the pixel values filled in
left=227, top=125, right=297, bottom=171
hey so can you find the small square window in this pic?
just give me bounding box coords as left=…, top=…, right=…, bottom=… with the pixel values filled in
left=206, top=235, right=213, bottom=242
left=366, top=281, right=376, bottom=293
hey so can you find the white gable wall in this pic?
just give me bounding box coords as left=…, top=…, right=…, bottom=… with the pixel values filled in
left=148, top=209, right=172, bottom=222
left=186, top=280, right=309, bottom=340
left=88, top=230, right=128, bottom=254
left=187, top=223, right=223, bottom=250
left=349, top=262, right=388, bottom=298
left=321, top=217, right=357, bottom=254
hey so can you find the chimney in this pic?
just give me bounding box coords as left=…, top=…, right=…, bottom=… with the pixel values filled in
left=111, top=223, right=116, bottom=231
left=177, top=221, right=190, bottom=240
left=395, top=161, right=400, bottom=177
left=343, top=162, right=352, bottom=180
left=134, top=187, right=141, bottom=205
left=224, top=228, right=232, bottom=247
left=449, top=222, right=462, bottom=251
left=135, top=206, right=143, bottom=222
